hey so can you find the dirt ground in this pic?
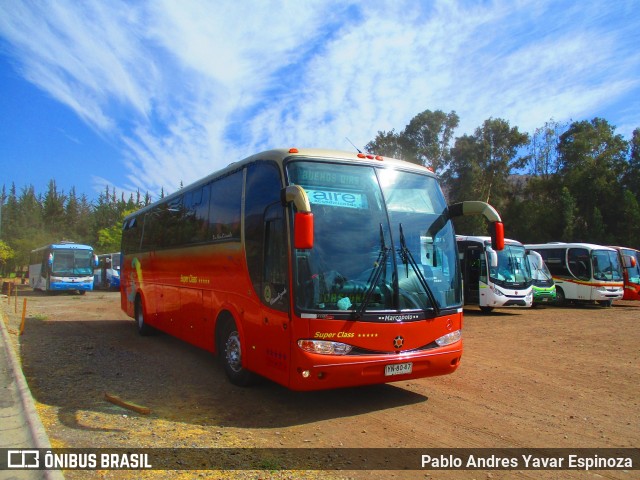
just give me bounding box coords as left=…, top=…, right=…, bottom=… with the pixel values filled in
left=2, top=285, right=639, bottom=480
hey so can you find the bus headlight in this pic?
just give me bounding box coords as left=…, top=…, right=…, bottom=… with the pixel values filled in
left=435, top=330, right=462, bottom=347
left=491, top=285, right=505, bottom=296
left=298, top=339, right=353, bottom=355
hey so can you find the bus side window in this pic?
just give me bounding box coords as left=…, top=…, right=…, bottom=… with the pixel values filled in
left=568, top=248, right=590, bottom=280
left=122, top=217, right=141, bottom=255
left=184, top=186, right=210, bottom=244
left=244, top=162, right=283, bottom=298
left=208, top=171, right=243, bottom=242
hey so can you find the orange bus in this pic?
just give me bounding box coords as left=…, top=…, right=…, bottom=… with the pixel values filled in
left=121, top=148, right=504, bottom=390
left=609, top=246, right=640, bottom=301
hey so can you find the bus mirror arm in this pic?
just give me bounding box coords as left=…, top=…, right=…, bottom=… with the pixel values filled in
left=282, top=186, right=314, bottom=249
left=449, top=201, right=504, bottom=251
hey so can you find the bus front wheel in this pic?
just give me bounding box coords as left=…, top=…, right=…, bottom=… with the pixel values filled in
left=218, top=318, right=254, bottom=387
left=555, top=287, right=566, bottom=306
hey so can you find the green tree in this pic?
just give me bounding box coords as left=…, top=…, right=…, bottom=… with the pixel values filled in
left=42, top=179, right=66, bottom=240
left=528, top=119, right=567, bottom=179
left=622, top=128, right=640, bottom=200
left=557, top=118, right=629, bottom=243
left=365, top=129, right=404, bottom=159
left=95, top=208, right=137, bottom=253
left=366, top=110, right=459, bottom=175
left=401, top=109, right=459, bottom=173
left=445, top=118, right=529, bottom=235
left=0, top=240, right=15, bottom=275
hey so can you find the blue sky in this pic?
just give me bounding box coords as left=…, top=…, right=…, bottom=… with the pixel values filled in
left=1, top=0, right=639, bottom=202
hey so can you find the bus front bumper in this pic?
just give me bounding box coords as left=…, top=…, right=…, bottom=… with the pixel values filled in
left=288, top=343, right=463, bottom=391
left=50, top=276, right=94, bottom=291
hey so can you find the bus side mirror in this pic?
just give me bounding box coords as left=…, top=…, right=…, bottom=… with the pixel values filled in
left=294, top=212, right=314, bottom=250
left=623, top=254, right=637, bottom=268
left=486, top=247, right=498, bottom=268
left=48, top=253, right=53, bottom=266
left=94, top=255, right=99, bottom=267
left=282, top=186, right=314, bottom=250
left=491, top=221, right=504, bottom=251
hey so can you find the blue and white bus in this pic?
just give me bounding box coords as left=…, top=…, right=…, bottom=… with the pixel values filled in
left=94, top=252, right=121, bottom=290
left=29, top=242, right=97, bottom=294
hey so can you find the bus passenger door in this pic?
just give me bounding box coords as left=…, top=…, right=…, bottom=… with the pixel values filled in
left=258, top=203, right=291, bottom=386
left=463, top=246, right=481, bottom=305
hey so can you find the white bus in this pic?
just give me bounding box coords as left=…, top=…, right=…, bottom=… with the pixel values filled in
left=94, top=252, right=121, bottom=290
left=456, top=236, right=533, bottom=313
left=29, top=242, right=97, bottom=294
left=525, top=242, right=624, bottom=306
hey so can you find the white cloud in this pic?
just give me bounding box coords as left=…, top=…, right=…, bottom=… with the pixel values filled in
left=1, top=0, right=638, bottom=197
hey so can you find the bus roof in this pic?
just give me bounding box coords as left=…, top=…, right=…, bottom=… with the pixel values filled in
left=124, top=148, right=437, bottom=221
left=456, top=235, right=523, bottom=246
left=525, top=242, right=617, bottom=252
left=608, top=245, right=640, bottom=253
left=31, top=243, right=93, bottom=253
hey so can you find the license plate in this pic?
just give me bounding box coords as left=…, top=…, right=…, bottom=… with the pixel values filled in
left=385, top=362, right=413, bottom=376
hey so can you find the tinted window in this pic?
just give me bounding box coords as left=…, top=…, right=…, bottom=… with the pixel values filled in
left=122, top=217, right=141, bottom=254
left=568, top=248, right=591, bottom=280
left=244, top=162, right=283, bottom=297
left=539, top=248, right=570, bottom=277
left=164, top=196, right=183, bottom=247
left=183, top=186, right=210, bottom=244
left=208, top=170, right=243, bottom=241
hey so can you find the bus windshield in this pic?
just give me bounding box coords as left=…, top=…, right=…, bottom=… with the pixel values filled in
left=489, top=244, right=531, bottom=288
left=287, top=161, right=460, bottom=317
left=52, top=249, right=94, bottom=276
left=592, top=250, right=623, bottom=281
left=622, top=249, right=640, bottom=283
left=527, top=254, right=553, bottom=283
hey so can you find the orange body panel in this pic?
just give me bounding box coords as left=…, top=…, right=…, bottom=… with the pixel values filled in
left=122, top=243, right=464, bottom=391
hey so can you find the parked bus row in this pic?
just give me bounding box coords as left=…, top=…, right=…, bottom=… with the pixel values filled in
left=457, top=237, right=640, bottom=311
left=114, top=147, right=639, bottom=391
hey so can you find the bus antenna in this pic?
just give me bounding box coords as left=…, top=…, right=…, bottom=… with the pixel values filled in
left=345, top=137, right=362, bottom=154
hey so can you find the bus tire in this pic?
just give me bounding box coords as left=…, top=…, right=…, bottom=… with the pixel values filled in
left=135, top=296, right=154, bottom=336
left=217, top=318, right=254, bottom=387
left=598, top=300, right=613, bottom=307
left=479, top=306, right=494, bottom=314
left=555, top=287, right=566, bottom=306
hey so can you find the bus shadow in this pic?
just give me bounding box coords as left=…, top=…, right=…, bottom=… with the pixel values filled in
left=17, top=317, right=428, bottom=434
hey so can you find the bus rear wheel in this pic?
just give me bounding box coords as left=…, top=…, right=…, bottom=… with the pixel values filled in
left=218, top=319, right=254, bottom=387
left=135, top=297, right=154, bottom=336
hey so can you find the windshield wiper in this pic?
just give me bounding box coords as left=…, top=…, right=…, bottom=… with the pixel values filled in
left=355, top=224, right=391, bottom=319
left=398, top=223, right=440, bottom=314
